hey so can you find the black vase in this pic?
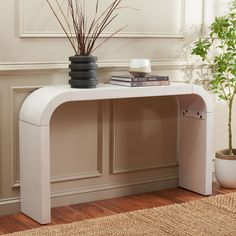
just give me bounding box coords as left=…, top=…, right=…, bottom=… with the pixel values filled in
left=69, top=55, right=97, bottom=88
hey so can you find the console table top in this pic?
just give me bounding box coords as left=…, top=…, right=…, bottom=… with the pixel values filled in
left=20, top=82, right=213, bottom=126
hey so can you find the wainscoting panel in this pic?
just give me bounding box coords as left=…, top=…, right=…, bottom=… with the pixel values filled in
left=18, top=0, right=185, bottom=38
left=11, top=86, right=41, bottom=188
left=50, top=101, right=103, bottom=183
left=111, top=97, right=179, bottom=174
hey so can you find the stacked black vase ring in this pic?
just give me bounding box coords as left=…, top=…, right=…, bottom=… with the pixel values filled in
left=69, top=55, right=97, bottom=88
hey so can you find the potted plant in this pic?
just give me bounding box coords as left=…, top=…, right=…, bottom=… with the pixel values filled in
left=46, top=0, right=126, bottom=88
left=192, top=0, right=236, bottom=188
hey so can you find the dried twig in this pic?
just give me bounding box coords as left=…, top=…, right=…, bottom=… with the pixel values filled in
left=46, top=0, right=128, bottom=55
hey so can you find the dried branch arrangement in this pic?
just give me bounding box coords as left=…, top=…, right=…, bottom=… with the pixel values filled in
left=46, top=0, right=126, bottom=55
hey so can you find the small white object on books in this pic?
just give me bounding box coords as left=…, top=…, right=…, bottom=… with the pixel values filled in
left=129, top=59, right=151, bottom=77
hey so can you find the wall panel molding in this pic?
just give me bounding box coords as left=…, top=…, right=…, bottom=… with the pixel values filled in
left=18, top=0, right=186, bottom=38
left=50, top=100, right=104, bottom=183
left=0, top=60, right=199, bottom=74
left=0, top=197, right=20, bottom=206
left=0, top=62, right=69, bottom=72
left=50, top=100, right=104, bottom=184
left=201, top=0, right=208, bottom=36
left=51, top=171, right=102, bottom=183
left=10, top=86, right=42, bottom=188
left=110, top=100, right=178, bottom=174
left=12, top=94, right=104, bottom=188
left=202, top=0, right=212, bottom=36
left=112, top=163, right=179, bottom=174
left=13, top=171, right=103, bottom=188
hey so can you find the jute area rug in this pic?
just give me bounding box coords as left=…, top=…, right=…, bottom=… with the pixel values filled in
left=2, top=192, right=236, bottom=236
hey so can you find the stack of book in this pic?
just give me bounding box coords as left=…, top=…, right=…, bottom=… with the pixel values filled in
left=110, top=75, right=170, bottom=87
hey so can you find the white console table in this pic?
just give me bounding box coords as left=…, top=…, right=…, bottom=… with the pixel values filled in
left=19, top=83, right=213, bottom=224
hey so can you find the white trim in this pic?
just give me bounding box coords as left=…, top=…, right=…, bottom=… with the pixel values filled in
left=0, top=197, right=20, bottom=206
left=202, top=0, right=210, bottom=37
left=19, top=32, right=186, bottom=39
left=51, top=175, right=178, bottom=198
left=17, top=0, right=25, bottom=38
left=18, top=0, right=186, bottom=39
left=13, top=171, right=103, bottom=187
left=112, top=162, right=179, bottom=174
left=51, top=171, right=102, bottom=183
left=0, top=62, right=69, bottom=72
left=0, top=60, right=201, bottom=73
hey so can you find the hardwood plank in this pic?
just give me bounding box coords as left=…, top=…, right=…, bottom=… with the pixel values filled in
left=118, top=194, right=166, bottom=209
left=0, top=215, right=34, bottom=234
left=71, top=203, right=114, bottom=218
left=96, top=196, right=145, bottom=212
left=157, top=188, right=205, bottom=203
left=136, top=192, right=177, bottom=206
left=89, top=200, right=126, bottom=214
left=51, top=206, right=91, bottom=224
left=13, top=214, right=40, bottom=229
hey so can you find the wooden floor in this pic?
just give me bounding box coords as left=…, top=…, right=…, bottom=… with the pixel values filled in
left=0, top=182, right=235, bottom=235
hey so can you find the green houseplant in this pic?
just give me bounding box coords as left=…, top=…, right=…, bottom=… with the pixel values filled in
left=192, top=0, right=236, bottom=188
left=46, top=0, right=126, bottom=88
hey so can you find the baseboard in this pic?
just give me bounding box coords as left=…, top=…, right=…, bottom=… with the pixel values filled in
left=0, top=175, right=178, bottom=216
left=51, top=175, right=178, bottom=207
left=0, top=197, right=20, bottom=216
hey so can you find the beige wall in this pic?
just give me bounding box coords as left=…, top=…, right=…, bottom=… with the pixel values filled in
left=0, top=0, right=235, bottom=216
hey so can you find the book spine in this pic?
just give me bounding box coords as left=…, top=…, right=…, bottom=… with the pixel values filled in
left=131, top=81, right=170, bottom=86
left=131, top=76, right=169, bottom=82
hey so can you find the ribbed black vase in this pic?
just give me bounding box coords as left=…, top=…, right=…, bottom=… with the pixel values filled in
left=69, top=55, right=97, bottom=88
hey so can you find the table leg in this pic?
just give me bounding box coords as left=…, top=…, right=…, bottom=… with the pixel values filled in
left=19, top=121, right=51, bottom=224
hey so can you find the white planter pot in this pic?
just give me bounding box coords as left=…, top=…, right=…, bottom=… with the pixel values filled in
left=215, top=149, right=236, bottom=188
